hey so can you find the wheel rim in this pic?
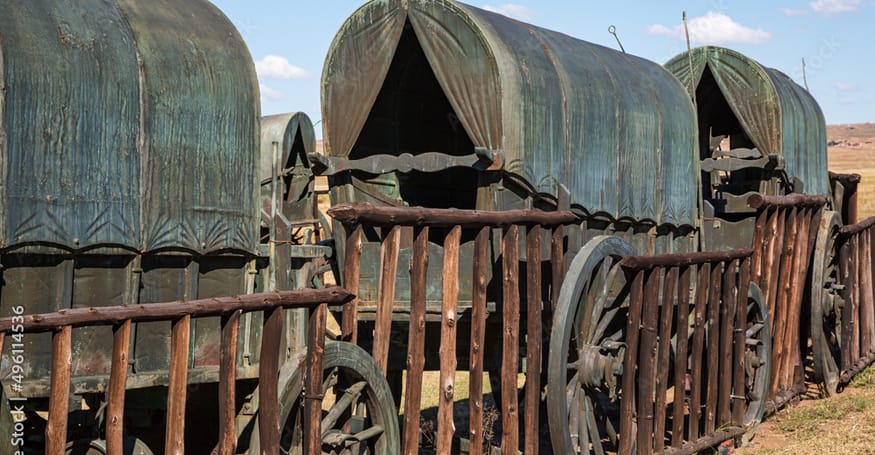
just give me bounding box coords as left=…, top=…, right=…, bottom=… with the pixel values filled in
left=548, top=236, right=635, bottom=454
left=742, top=283, right=771, bottom=444
left=811, top=211, right=843, bottom=396
left=251, top=341, right=399, bottom=455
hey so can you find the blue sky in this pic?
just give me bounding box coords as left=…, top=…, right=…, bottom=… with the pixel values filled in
left=212, top=0, right=874, bottom=134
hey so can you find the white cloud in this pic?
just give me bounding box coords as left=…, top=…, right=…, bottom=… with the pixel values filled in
left=259, top=84, right=284, bottom=101
left=647, top=12, right=771, bottom=45
left=255, top=55, right=311, bottom=80
left=482, top=3, right=535, bottom=21
left=782, top=8, right=810, bottom=16
left=835, top=82, right=859, bottom=92
left=810, top=0, right=863, bottom=14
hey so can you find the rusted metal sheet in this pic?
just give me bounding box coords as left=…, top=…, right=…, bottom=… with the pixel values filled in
left=0, top=0, right=260, bottom=254
left=667, top=46, right=829, bottom=197
left=322, top=0, right=699, bottom=227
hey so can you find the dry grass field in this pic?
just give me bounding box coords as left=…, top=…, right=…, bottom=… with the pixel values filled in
left=826, top=123, right=875, bottom=219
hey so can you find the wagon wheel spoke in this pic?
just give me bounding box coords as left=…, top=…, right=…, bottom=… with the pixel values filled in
left=588, top=257, right=620, bottom=344
left=321, top=381, right=368, bottom=433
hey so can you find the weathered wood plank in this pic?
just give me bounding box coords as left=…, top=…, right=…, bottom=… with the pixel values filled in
left=654, top=266, right=678, bottom=452
left=638, top=269, right=660, bottom=454
left=328, top=202, right=578, bottom=228
left=0, top=288, right=352, bottom=333
left=672, top=266, right=692, bottom=448
left=619, top=249, right=752, bottom=271
left=46, top=326, right=72, bottom=455
left=107, top=320, right=132, bottom=455
left=525, top=225, right=542, bottom=455
left=718, top=260, right=738, bottom=426
left=705, top=262, right=724, bottom=434
left=619, top=270, right=644, bottom=454
left=403, top=226, right=429, bottom=455
left=166, top=316, right=191, bottom=455
left=258, top=308, right=283, bottom=455
left=217, top=311, right=240, bottom=455
left=551, top=225, right=565, bottom=312
left=501, top=225, right=520, bottom=453
left=304, top=304, right=327, bottom=455
left=374, top=225, right=401, bottom=373
left=770, top=208, right=797, bottom=398
left=438, top=226, right=461, bottom=454
left=342, top=224, right=363, bottom=343
left=469, top=227, right=490, bottom=455
left=733, top=257, right=752, bottom=425
left=689, top=263, right=711, bottom=440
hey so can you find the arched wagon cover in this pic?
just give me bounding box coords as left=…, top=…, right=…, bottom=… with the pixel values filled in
left=260, top=112, right=317, bottom=184
left=259, top=112, right=319, bottom=223
left=322, top=0, right=699, bottom=227
left=0, top=0, right=260, bottom=255
left=666, top=46, right=829, bottom=196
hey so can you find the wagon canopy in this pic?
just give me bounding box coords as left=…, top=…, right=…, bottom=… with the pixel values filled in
left=322, top=0, right=699, bottom=227
left=0, top=0, right=260, bottom=254
left=666, top=46, right=829, bottom=196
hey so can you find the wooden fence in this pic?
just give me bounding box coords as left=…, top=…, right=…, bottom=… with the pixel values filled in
left=748, top=194, right=827, bottom=410
left=329, top=202, right=577, bottom=455
left=0, top=288, right=352, bottom=455
left=837, top=216, right=875, bottom=384
left=618, top=249, right=761, bottom=454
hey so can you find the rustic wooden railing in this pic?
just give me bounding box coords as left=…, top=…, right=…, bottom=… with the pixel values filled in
left=328, top=202, right=577, bottom=455
left=748, top=194, right=827, bottom=410
left=619, top=249, right=755, bottom=455
left=0, top=288, right=352, bottom=455
left=837, top=216, right=875, bottom=384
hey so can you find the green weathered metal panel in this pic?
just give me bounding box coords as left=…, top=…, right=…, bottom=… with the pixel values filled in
left=0, top=0, right=141, bottom=250
left=0, top=0, right=261, bottom=254
left=322, top=0, right=699, bottom=227
left=666, top=46, right=829, bottom=196
left=260, top=112, right=316, bottom=183
left=116, top=0, right=260, bottom=253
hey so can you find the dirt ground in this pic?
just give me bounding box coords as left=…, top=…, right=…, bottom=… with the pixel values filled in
left=735, top=366, right=875, bottom=455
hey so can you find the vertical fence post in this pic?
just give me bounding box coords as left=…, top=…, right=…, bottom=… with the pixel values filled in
left=437, top=226, right=461, bottom=453
left=619, top=269, right=644, bottom=454
left=257, top=307, right=283, bottom=455
left=217, top=311, right=241, bottom=455
left=166, top=315, right=191, bottom=455
left=524, top=224, right=542, bottom=455
left=469, top=227, right=490, bottom=455
left=342, top=224, right=363, bottom=343
left=551, top=225, right=565, bottom=312
left=654, top=267, right=678, bottom=452
left=403, top=226, right=429, bottom=455
left=107, top=320, right=132, bottom=455
left=672, top=266, right=692, bottom=448
left=733, top=257, right=752, bottom=425
left=689, top=263, right=711, bottom=440
left=304, top=303, right=327, bottom=455
left=718, top=260, right=738, bottom=426
left=374, top=226, right=400, bottom=374
left=46, top=325, right=72, bottom=455
left=637, top=269, right=660, bottom=454
left=501, top=225, right=520, bottom=453
left=705, top=262, right=724, bottom=434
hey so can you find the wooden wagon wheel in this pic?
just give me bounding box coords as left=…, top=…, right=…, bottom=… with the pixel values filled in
left=249, top=341, right=399, bottom=455
left=742, top=283, right=771, bottom=445
left=547, top=236, right=635, bottom=454
left=810, top=211, right=843, bottom=396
